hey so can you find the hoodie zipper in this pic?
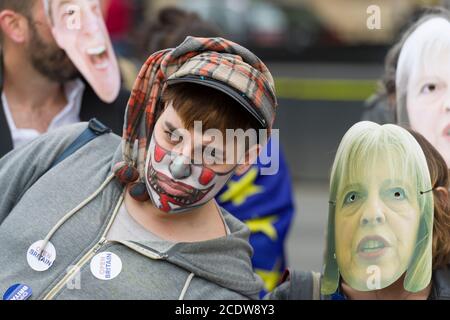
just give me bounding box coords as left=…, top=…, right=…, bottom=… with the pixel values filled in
left=42, top=237, right=109, bottom=300
left=42, top=237, right=171, bottom=300
left=41, top=193, right=169, bottom=300
left=41, top=190, right=125, bottom=300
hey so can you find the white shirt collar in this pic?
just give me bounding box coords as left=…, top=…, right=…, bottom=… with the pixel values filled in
left=2, top=78, right=85, bottom=149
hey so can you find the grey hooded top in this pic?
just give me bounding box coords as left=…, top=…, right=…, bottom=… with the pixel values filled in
left=0, top=123, right=263, bottom=300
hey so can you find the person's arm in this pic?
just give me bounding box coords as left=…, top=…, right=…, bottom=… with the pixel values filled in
left=263, top=280, right=290, bottom=300
left=0, top=123, right=88, bottom=225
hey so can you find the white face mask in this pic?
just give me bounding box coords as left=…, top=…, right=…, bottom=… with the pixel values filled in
left=45, top=0, right=120, bottom=103
left=144, top=135, right=236, bottom=214
left=321, top=123, right=434, bottom=296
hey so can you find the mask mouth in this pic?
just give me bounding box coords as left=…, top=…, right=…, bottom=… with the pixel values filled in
left=356, top=235, right=391, bottom=260
left=85, top=43, right=110, bottom=70
left=148, top=166, right=213, bottom=205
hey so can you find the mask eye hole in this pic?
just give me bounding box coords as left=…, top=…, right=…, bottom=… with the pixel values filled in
left=389, top=188, right=406, bottom=200
left=420, top=83, right=437, bottom=94
left=343, top=191, right=359, bottom=205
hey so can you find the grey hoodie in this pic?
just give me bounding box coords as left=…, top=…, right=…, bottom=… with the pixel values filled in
left=0, top=123, right=263, bottom=300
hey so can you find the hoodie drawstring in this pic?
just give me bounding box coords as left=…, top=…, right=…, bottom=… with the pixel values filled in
left=178, top=273, right=195, bottom=300
left=39, top=174, right=116, bottom=256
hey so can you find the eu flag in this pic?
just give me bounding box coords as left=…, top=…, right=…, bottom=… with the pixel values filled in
left=216, top=139, right=295, bottom=297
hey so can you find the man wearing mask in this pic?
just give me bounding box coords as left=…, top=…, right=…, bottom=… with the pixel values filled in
left=0, top=0, right=128, bottom=157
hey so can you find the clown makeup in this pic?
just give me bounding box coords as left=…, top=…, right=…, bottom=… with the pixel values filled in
left=335, top=158, right=421, bottom=291
left=397, top=18, right=450, bottom=167
left=45, top=0, right=120, bottom=102
left=144, top=102, right=247, bottom=214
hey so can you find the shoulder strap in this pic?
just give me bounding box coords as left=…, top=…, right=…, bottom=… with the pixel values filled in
left=49, top=118, right=112, bottom=169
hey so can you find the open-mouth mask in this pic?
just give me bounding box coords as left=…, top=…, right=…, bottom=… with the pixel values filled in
left=144, top=135, right=236, bottom=214
left=43, top=0, right=120, bottom=102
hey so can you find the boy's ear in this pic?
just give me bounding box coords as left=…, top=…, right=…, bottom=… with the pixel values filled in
left=234, top=144, right=261, bottom=176
left=0, top=10, right=29, bottom=44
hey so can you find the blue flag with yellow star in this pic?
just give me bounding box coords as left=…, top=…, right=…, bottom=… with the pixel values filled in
left=216, top=139, right=295, bottom=297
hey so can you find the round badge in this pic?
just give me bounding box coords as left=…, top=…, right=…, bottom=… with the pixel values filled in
left=90, top=252, right=122, bottom=280
left=26, top=240, right=56, bottom=272
left=3, top=284, right=32, bottom=300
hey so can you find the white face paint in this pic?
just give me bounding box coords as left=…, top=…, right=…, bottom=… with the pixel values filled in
left=45, top=0, right=120, bottom=102
left=144, top=135, right=236, bottom=214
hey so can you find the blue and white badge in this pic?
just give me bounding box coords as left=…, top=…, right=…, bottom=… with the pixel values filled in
left=90, top=252, right=122, bottom=281
left=3, top=284, right=32, bottom=300
left=26, top=240, right=56, bottom=272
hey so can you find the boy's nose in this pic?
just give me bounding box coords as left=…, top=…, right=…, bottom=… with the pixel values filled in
left=169, top=156, right=192, bottom=180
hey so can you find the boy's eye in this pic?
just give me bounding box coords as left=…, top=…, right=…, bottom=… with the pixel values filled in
left=343, top=191, right=359, bottom=205
left=203, top=147, right=221, bottom=162
left=165, top=131, right=182, bottom=143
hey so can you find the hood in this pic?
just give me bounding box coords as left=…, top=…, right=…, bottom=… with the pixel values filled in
left=165, top=211, right=263, bottom=299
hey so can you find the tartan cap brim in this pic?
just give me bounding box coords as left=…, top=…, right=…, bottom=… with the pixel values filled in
left=166, top=75, right=268, bottom=128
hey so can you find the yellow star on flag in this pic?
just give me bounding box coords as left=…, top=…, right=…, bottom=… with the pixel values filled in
left=219, top=167, right=263, bottom=206
left=256, top=268, right=282, bottom=293
left=245, top=215, right=279, bottom=241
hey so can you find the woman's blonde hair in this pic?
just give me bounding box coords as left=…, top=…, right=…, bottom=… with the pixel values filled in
left=321, top=121, right=434, bottom=295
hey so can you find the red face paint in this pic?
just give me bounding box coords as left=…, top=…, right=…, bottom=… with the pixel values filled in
left=145, top=135, right=236, bottom=214
left=199, top=167, right=215, bottom=186
left=154, top=143, right=166, bottom=163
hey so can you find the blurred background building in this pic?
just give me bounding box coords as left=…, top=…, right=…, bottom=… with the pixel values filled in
left=103, top=0, right=443, bottom=273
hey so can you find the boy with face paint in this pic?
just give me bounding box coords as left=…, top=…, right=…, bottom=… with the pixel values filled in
left=0, top=37, right=276, bottom=299
left=141, top=8, right=295, bottom=297
left=136, top=84, right=262, bottom=215
left=0, top=0, right=128, bottom=158
left=266, top=122, right=450, bottom=300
